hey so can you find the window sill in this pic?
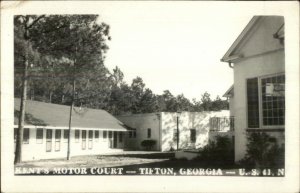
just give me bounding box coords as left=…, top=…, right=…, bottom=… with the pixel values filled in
left=246, top=128, right=285, bottom=132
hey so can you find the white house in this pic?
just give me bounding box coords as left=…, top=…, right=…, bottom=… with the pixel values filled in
left=117, top=111, right=232, bottom=152
left=221, top=16, right=285, bottom=162
left=14, top=98, right=128, bottom=161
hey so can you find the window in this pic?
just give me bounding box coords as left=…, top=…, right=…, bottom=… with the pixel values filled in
left=147, top=128, right=151, bottom=138
left=109, top=131, right=113, bottom=138
left=133, top=130, right=136, bottom=138
left=88, top=130, right=93, bottom=149
left=36, top=128, right=43, bottom=144
left=75, top=130, right=80, bottom=143
left=63, top=129, right=69, bottom=143
left=247, top=74, right=285, bottom=128
left=95, top=130, right=99, bottom=142
left=190, top=129, right=196, bottom=143
left=173, top=129, right=177, bottom=141
left=247, top=78, right=260, bottom=128
left=23, top=128, right=29, bottom=144
left=103, top=130, right=107, bottom=140
left=261, top=75, right=285, bottom=126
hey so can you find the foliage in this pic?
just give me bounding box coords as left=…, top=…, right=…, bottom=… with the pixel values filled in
left=14, top=110, right=48, bottom=126
left=196, top=136, right=234, bottom=165
left=14, top=15, right=228, bottom=116
left=14, top=15, right=112, bottom=106
left=141, top=140, right=157, bottom=151
left=239, top=132, right=285, bottom=169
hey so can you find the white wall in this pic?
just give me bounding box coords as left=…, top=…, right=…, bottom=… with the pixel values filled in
left=232, top=17, right=285, bottom=161
left=15, top=127, right=125, bottom=161
left=117, top=113, right=161, bottom=151
left=161, top=111, right=230, bottom=151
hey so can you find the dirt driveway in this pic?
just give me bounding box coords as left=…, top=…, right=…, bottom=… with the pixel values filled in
left=15, top=151, right=175, bottom=169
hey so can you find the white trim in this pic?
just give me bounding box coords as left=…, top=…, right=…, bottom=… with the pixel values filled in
left=13, top=125, right=128, bottom=131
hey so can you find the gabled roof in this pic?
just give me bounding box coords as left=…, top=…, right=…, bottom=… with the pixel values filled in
left=223, top=85, right=234, bottom=98
left=221, top=16, right=285, bottom=63
left=14, top=98, right=127, bottom=131
left=221, top=16, right=261, bottom=62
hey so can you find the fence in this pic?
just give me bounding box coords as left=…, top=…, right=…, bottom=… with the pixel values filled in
left=209, top=116, right=234, bottom=131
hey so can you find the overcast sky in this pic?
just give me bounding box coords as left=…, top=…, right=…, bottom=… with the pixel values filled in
left=95, top=3, right=257, bottom=101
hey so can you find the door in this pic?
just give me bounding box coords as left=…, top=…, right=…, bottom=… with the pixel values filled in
left=88, top=130, right=93, bottom=149
left=55, top=130, right=61, bottom=151
left=82, top=130, right=87, bottom=150
left=46, top=129, right=52, bottom=152
left=113, top=131, right=118, bottom=148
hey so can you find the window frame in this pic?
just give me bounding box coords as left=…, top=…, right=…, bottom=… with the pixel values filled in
left=258, top=73, right=285, bottom=129
left=246, top=72, right=285, bottom=130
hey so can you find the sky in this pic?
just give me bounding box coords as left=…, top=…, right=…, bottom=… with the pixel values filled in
left=8, top=1, right=281, bottom=101
left=94, top=2, right=255, bottom=101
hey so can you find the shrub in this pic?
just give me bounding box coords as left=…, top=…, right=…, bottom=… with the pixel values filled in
left=141, top=140, right=156, bottom=151
left=239, top=132, right=284, bottom=170
left=196, top=136, right=234, bottom=165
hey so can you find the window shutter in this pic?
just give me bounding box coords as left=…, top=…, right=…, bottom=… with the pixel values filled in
left=247, top=78, right=260, bottom=128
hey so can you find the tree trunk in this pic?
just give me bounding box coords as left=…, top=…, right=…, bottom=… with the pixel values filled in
left=14, top=41, right=29, bottom=164
left=67, top=78, right=75, bottom=160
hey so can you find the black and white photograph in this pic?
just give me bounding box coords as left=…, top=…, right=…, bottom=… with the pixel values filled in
left=1, top=1, right=299, bottom=192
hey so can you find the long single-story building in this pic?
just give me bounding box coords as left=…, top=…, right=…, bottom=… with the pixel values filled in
left=14, top=98, right=128, bottom=161
left=117, top=110, right=233, bottom=152
left=221, top=16, right=285, bottom=162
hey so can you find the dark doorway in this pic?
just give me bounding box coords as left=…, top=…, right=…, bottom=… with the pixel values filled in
left=113, top=131, right=118, bottom=148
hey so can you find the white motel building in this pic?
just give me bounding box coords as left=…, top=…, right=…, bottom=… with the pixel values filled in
left=14, top=98, right=128, bottom=161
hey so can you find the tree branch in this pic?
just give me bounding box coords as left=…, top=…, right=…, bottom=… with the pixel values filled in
left=26, top=15, right=45, bottom=29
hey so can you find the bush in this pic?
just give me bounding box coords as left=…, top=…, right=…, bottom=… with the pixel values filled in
left=239, top=132, right=284, bottom=170
left=196, top=136, right=234, bottom=165
left=141, top=140, right=156, bottom=151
